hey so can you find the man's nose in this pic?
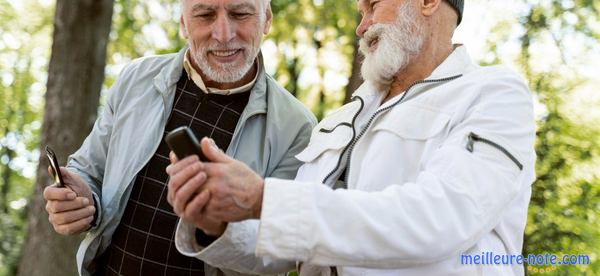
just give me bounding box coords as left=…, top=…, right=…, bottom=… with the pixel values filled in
left=356, top=15, right=372, bottom=38
left=212, top=15, right=236, bottom=43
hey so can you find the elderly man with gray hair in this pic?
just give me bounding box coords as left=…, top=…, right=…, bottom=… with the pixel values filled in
left=168, top=0, right=536, bottom=275
left=42, top=0, right=316, bottom=275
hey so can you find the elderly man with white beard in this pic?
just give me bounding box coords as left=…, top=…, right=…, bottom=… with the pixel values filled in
left=168, top=0, right=536, bottom=275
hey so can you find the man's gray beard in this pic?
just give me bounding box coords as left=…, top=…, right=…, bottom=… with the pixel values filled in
left=190, top=39, right=260, bottom=84
left=359, top=2, right=424, bottom=90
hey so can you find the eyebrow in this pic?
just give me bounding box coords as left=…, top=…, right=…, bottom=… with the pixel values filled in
left=191, top=2, right=257, bottom=12
left=227, top=2, right=257, bottom=12
left=191, top=3, right=216, bottom=12
left=357, top=0, right=368, bottom=11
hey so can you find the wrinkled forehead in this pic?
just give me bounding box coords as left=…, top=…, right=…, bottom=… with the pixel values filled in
left=357, top=0, right=406, bottom=11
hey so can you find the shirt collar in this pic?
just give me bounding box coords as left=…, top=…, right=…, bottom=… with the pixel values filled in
left=183, top=49, right=260, bottom=95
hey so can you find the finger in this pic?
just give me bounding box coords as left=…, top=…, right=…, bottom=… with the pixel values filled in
left=183, top=189, right=211, bottom=221
left=166, top=154, right=199, bottom=176
left=43, top=185, right=76, bottom=201
left=54, top=215, right=94, bottom=235
left=46, top=197, right=90, bottom=213
left=167, top=160, right=204, bottom=204
left=50, top=204, right=96, bottom=225
left=173, top=172, right=207, bottom=215
left=200, top=137, right=231, bottom=163
left=169, top=151, right=178, bottom=164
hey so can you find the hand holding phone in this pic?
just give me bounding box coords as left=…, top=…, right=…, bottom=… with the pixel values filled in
left=42, top=146, right=97, bottom=235
left=165, top=126, right=207, bottom=161
left=45, top=145, right=65, bottom=187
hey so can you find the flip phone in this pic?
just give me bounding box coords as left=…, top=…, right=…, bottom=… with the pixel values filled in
left=45, top=145, right=65, bottom=187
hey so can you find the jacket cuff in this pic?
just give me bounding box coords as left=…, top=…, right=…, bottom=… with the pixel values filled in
left=175, top=219, right=260, bottom=268
left=175, top=220, right=204, bottom=255
left=195, top=229, right=219, bottom=247
left=256, top=178, right=312, bottom=260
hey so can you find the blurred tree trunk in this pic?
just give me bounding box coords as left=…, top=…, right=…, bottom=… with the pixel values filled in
left=17, top=0, right=114, bottom=275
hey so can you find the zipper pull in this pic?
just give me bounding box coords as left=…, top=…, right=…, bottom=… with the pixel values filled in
left=466, top=132, right=478, bottom=152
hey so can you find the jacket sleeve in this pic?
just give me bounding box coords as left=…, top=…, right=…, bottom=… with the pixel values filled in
left=254, top=73, right=536, bottom=268
left=175, top=117, right=316, bottom=274
left=66, top=97, right=114, bottom=229
left=66, top=64, right=129, bottom=229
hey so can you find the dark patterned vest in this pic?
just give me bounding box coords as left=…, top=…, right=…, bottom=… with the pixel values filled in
left=95, top=69, right=251, bottom=276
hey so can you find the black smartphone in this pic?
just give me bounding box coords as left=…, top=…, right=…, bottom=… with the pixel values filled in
left=45, top=145, right=65, bottom=187
left=165, top=126, right=207, bottom=161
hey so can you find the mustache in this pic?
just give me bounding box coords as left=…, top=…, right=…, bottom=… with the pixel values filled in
left=364, top=24, right=385, bottom=43
left=359, top=24, right=387, bottom=55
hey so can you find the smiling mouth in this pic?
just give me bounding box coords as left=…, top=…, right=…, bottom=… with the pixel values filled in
left=210, top=49, right=241, bottom=58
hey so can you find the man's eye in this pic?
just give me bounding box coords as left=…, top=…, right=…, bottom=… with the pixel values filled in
left=195, top=13, right=214, bottom=19
left=231, top=12, right=251, bottom=19
left=371, top=1, right=380, bottom=9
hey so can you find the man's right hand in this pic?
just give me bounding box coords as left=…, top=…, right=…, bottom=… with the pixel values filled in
left=43, top=167, right=96, bottom=235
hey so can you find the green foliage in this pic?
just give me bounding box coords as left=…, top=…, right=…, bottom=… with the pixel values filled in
left=269, top=0, right=358, bottom=119
left=102, top=0, right=185, bottom=103
left=0, top=1, right=54, bottom=275
left=513, top=0, right=600, bottom=274
left=109, top=0, right=185, bottom=59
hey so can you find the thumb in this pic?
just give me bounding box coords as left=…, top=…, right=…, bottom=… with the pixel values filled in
left=200, top=137, right=231, bottom=163
left=58, top=167, right=76, bottom=190
left=58, top=167, right=94, bottom=202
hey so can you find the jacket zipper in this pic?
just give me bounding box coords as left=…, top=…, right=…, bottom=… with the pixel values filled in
left=466, top=132, right=523, bottom=170
left=341, top=75, right=463, bottom=186
left=322, top=96, right=365, bottom=184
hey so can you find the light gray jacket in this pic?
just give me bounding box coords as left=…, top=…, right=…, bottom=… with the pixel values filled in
left=67, top=48, right=316, bottom=276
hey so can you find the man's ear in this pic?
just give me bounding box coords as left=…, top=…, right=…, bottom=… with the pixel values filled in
left=420, top=0, right=443, bottom=18
left=263, top=6, right=273, bottom=34
left=180, top=15, right=189, bottom=39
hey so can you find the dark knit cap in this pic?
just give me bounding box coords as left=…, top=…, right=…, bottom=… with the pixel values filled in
left=446, top=0, right=464, bottom=25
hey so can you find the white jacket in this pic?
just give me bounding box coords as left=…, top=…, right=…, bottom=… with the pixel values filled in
left=176, top=46, right=536, bottom=276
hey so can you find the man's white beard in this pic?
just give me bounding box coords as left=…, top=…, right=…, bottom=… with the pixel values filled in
left=359, top=2, right=424, bottom=90
left=190, top=33, right=262, bottom=84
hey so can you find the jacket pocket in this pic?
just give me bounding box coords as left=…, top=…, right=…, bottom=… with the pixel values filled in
left=466, top=132, right=524, bottom=171
left=295, top=127, right=352, bottom=163
left=371, top=104, right=451, bottom=140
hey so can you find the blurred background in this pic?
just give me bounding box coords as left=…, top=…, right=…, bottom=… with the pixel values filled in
left=0, top=0, right=599, bottom=275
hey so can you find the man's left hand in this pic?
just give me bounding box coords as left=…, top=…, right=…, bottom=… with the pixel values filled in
left=166, top=152, right=227, bottom=236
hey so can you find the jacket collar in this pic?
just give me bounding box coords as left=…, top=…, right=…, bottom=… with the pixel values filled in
left=244, top=52, right=268, bottom=116
left=153, top=47, right=187, bottom=95
left=428, top=44, right=474, bottom=79
left=153, top=46, right=267, bottom=115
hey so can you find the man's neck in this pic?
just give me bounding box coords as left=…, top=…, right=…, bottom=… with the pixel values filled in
left=384, top=42, right=454, bottom=103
